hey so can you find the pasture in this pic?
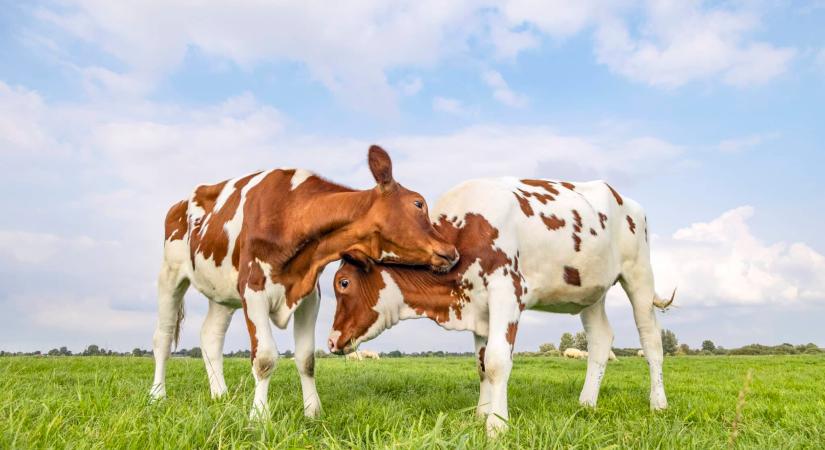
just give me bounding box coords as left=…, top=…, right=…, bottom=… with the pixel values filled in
left=1, top=355, right=823, bottom=449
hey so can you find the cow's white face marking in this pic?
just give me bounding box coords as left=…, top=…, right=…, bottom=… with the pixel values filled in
left=357, top=271, right=408, bottom=345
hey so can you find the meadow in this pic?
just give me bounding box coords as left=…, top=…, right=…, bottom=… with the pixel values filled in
left=1, top=355, right=823, bottom=449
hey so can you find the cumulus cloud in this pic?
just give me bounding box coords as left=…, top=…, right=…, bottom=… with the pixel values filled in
left=22, top=0, right=798, bottom=115
left=432, top=96, right=472, bottom=116
left=653, top=206, right=825, bottom=306
left=717, top=132, right=779, bottom=153
left=482, top=70, right=528, bottom=107
left=592, top=2, right=796, bottom=88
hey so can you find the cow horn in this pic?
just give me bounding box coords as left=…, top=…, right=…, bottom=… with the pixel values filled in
left=653, top=288, right=676, bottom=311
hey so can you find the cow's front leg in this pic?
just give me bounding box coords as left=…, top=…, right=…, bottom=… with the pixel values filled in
left=483, top=283, right=522, bottom=437
left=293, top=286, right=321, bottom=418
left=241, top=286, right=278, bottom=420
left=473, top=333, right=491, bottom=418
left=578, top=296, right=613, bottom=407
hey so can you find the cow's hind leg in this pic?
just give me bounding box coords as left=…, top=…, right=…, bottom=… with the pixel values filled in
left=483, top=278, right=522, bottom=437
left=150, top=258, right=189, bottom=400
left=201, top=301, right=235, bottom=398
left=473, top=333, right=491, bottom=418
left=579, top=296, right=613, bottom=407
left=293, top=286, right=321, bottom=418
left=621, top=265, right=668, bottom=410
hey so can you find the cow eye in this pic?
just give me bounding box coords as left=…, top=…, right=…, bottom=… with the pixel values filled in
left=413, top=200, right=424, bottom=209
left=339, top=279, right=350, bottom=289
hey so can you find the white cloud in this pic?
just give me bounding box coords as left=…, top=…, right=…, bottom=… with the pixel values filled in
left=592, top=2, right=796, bottom=88
left=23, top=0, right=798, bottom=116
left=717, top=132, right=779, bottom=153
left=653, top=206, right=825, bottom=306
left=482, top=70, right=528, bottom=107
left=31, top=0, right=492, bottom=112
left=432, top=96, right=471, bottom=116
left=397, top=77, right=423, bottom=96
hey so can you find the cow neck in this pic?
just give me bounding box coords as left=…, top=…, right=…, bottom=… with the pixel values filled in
left=280, top=188, right=377, bottom=305
left=389, top=267, right=459, bottom=320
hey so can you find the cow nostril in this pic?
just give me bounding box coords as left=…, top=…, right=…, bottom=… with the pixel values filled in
left=327, top=338, right=335, bottom=350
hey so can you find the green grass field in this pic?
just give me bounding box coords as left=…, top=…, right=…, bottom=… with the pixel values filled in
left=1, top=355, right=823, bottom=449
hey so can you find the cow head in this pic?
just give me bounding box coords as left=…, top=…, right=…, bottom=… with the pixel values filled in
left=327, top=257, right=399, bottom=355
left=346, top=145, right=458, bottom=272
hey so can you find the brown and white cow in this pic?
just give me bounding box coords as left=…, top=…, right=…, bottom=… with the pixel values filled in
left=327, top=177, right=673, bottom=436
left=150, top=146, right=458, bottom=420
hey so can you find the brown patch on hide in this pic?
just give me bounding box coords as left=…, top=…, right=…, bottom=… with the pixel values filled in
left=563, top=266, right=581, bottom=286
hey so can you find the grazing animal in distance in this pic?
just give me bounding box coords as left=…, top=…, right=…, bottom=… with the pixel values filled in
left=564, top=348, right=588, bottom=359
left=344, top=350, right=380, bottom=361
left=359, top=350, right=380, bottom=360
left=638, top=349, right=646, bottom=357
left=345, top=352, right=363, bottom=362
left=328, top=177, right=674, bottom=436
left=151, top=146, right=459, bottom=420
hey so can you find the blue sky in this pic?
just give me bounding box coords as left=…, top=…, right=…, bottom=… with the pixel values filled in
left=1, top=1, right=824, bottom=354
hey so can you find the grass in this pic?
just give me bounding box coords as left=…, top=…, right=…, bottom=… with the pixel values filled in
left=1, top=355, right=824, bottom=449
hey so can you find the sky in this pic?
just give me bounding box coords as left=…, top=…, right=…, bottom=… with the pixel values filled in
left=1, top=0, right=824, bottom=354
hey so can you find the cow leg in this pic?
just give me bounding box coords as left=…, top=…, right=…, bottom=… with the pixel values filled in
left=483, top=281, right=522, bottom=437
left=621, top=268, right=668, bottom=410
left=242, top=288, right=279, bottom=420
left=293, top=286, right=321, bottom=418
left=578, top=296, right=613, bottom=407
left=473, top=333, right=491, bottom=418
left=150, top=259, right=189, bottom=400
left=200, top=301, right=235, bottom=399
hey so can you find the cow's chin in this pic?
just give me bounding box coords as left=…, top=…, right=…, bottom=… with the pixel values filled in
left=430, top=256, right=457, bottom=273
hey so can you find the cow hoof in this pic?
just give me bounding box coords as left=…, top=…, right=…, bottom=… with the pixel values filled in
left=249, top=404, right=270, bottom=421
left=485, top=415, right=508, bottom=438
left=210, top=389, right=228, bottom=400
left=650, top=397, right=668, bottom=411
left=579, top=397, right=597, bottom=408
left=303, top=402, right=322, bottom=419
left=148, top=385, right=166, bottom=401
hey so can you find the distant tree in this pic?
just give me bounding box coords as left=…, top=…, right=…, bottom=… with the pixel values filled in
left=701, top=340, right=716, bottom=352
left=132, top=348, right=143, bottom=357
left=573, top=332, right=588, bottom=351
left=59, top=346, right=71, bottom=356
left=386, top=350, right=403, bottom=358
left=48, top=348, right=60, bottom=356
left=539, top=343, right=556, bottom=353
left=314, top=349, right=328, bottom=359
left=676, top=343, right=690, bottom=355
left=187, top=347, right=202, bottom=358
left=281, top=350, right=294, bottom=358
left=559, top=333, right=574, bottom=352
left=84, top=345, right=100, bottom=356
left=661, top=329, right=678, bottom=355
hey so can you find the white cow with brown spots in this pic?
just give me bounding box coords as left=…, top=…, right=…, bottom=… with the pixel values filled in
left=327, top=177, right=673, bottom=436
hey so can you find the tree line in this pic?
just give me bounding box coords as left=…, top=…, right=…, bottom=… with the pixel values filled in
left=520, top=329, right=823, bottom=357
left=1, top=331, right=822, bottom=358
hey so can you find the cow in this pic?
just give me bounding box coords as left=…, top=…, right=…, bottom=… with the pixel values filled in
left=359, top=350, right=380, bottom=360
left=327, top=177, right=674, bottom=436
left=343, top=350, right=380, bottom=361
left=564, top=348, right=588, bottom=359
left=150, top=146, right=459, bottom=420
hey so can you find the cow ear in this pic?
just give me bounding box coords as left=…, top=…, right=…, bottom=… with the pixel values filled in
left=368, top=145, right=396, bottom=192
left=341, top=248, right=373, bottom=273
